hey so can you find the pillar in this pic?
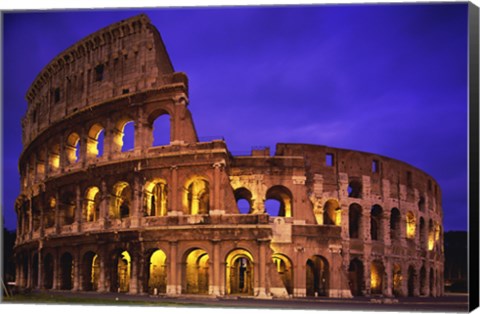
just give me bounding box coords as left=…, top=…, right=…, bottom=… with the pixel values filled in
left=168, top=166, right=180, bottom=214
left=211, top=240, right=221, bottom=296
left=167, top=241, right=179, bottom=295
left=256, top=239, right=268, bottom=298
left=73, top=185, right=82, bottom=232
left=130, top=176, right=142, bottom=227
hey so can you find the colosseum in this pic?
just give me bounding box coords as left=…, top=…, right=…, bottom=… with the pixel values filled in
left=14, top=14, right=444, bottom=299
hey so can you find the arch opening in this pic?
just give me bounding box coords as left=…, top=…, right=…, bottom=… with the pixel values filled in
left=148, top=249, right=167, bottom=294
left=87, top=123, right=105, bottom=158
left=82, top=252, right=99, bottom=291
left=152, top=114, right=171, bottom=147
left=110, top=182, right=131, bottom=219
left=234, top=187, right=253, bottom=214
left=60, top=252, right=74, bottom=290
left=265, top=185, right=293, bottom=217
left=370, top=260, right=385, bottom=295
left=370, top=205, right=383, bottom=241
left=390, top=208, right=401, bottom=240
left=306, top=255, right=329, bottom=297
left=84, top=186, right=100, bottom=222
left=348, top=203, right=362, bottom=239
left=323, top=199, right=341, bottom=226
left=272, top=254, right=294, bottom=295
left=348, top=258, right=364, bottom=296
left=184, top=178, right=210, bottom=215
left=112, top=251, right=131, bottom=293
left=183, top=248, right=209, bottom=294
left=392, top=263, right=402, bottom=297
left=145, top=180, right=168, bottom=217
left=406, top=211, right=416, bottom=239
left=226, top=249, right=254, bottom=295
left=66, top=132, right=80, bottom=164
left=43, top=253, right=54, bottom=289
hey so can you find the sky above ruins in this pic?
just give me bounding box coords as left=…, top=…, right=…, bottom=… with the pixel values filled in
left=2, top=3, right=469, bottom=231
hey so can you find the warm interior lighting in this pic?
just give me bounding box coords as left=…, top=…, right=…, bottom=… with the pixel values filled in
left=406, top=211, right=416, bottom=239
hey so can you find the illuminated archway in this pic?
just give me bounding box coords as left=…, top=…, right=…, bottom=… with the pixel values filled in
left=84, top=186, right=100, bottom=222
left=370, top=260, right=384, bottom=295
left=110, top=181, right=131, bottom=219
left=306, top=255, right=329, bottom=297
left=265, top=185, right=293, bottom=217
left=145, top=179, right=168, bottom=217
left=86, top=123, right=105, bottom=159
left=226, top=249, right=254, bottom=295
left=392, top=263, right=402, bottom=296
left=148, top=249, right=167, bottom=294
left=184, top=177, right=210, bottom=215
left=48, top=143, right=60, bottom=172
left=66, top=132, right=81, bottom=164
left=112, top=251, right=131, bottom=293
left=183, top=248, right=209, bottom=294
left=82, top=251, right=99, bottom=291
left=348, top=258, right=364, bottom=296
left=113, top=117, right=135, bottom=153
left=406, top=211, right=416, bottom=239
left=323, top=199, right=341, bottom=226
left=272, top=253, right=294, bottom=295
left=428, top=219, right=435, bottom=251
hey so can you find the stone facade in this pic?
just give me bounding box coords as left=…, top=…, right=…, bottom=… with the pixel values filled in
left=14, top=14, right=444, bottom=299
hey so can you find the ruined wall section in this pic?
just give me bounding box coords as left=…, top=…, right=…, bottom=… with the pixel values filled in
left=23, top=14, right=175, bottom=147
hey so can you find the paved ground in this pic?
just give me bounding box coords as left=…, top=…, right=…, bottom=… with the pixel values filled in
left=6, top=290, right=470, bottom=312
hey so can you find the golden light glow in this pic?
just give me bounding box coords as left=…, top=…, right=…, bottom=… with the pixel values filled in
left=226, top=249, right=254, bottom=295
left=149, top=249, right=167, bottom=294
left=66, top=132, right=80, bottom=163
left=91, top=254, right=100, bottom=290
left=49, top=197, right=56, bottom=208
left=184, top=249, right=209, bottom=294
left=85, top=186, right=100, bottom=222
left=406, top=211, right=416, bottom=239
left=110, top=181, right=130, bottom=218
left=117, top=251, right=131, bottom=293
left=145, top=179, right=168, bottom=216
left=323, top=199, right=340, bottom=226
left=370, top=261, right=384, bottom=294
left=183, top=177, right=209, bottom=215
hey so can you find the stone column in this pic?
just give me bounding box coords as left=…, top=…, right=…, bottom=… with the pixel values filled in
left=383, top=211, right=391, bottom=246
left=256, top=239, right=268, bottom=298
left=73, top=185, right=82, bottom=232
left=98, top=248, right=107, bottom=292
left=385, top=260, right=393, bottom=297
left=37, top=246, right=43, bottom=289
left=53, top=249, right=60, bottom=290
left=130, top=176, right=142, bottom=227
left=167, top=241, right=179, bottom=295
left=363, top=256, right=371, bottom=295
left=73, top=250, right=80, bottom=291
left=99, top=180, right=109, bottom=227
left=54, top=190, right=61, bottom=234
left=211, top=161, right=225, bottom=215
left=129, top=253, right=139, bottom=294
left=211, top=240, right=221, bottom=296
left=168, top=166, right=181, bottom=215
left=28, top=197, right=33, bottom=240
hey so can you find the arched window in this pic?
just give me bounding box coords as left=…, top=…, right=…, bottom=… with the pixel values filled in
left=84, top=186, right=101, bottom=222
left=66, top=132, right=81, bottom=164
left=183, top=248, right=209, bottom=294
left=152, top=114, right=170, bottom=147
left=306, top=255, right=329, bottom=297
left=184, top=178, right=210, bottom=215
left=234, top=187, right=253, bottom=214
left=428, top=219, right=435, bottom=251
left=110, top=182, right=131, bottom=219
left=348, top=179, right=362, bottom=198
left=348, top=258, right=364, bottom=296
left=113, top=117, right=135, bottom=153
left=148, top=249, right=167, bottom=294
left=406, top=211, right=416, bottom=239
left=112, top=251, right=131, bottom=293
left=82, top=252, right=99, bottom=291
left=390, top=208, right=401, bottom=240
left=48, top=143, right=60, bottom=172
left=419, top=217, right=426, bottom=248
left=370, top=205, right=383, bottom=241
left=370, top=260, right=385, bottom=295
left=348, top=203, right=362, bottom=239
left=226, top=249, right=254, bottom=296
left=265, top=185, right=293, bottom=217
left=60, top=252, right=74, bottom=290
left=272, top=254, right=294, bottom=295
left=87, top=123, right=105, bottom=159
left=145, top=180, right=168, bottom=216
left=323, top=199, right=341, bottom=226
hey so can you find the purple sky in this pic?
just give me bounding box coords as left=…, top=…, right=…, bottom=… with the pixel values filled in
left=2, top=4, right=469, bottom=232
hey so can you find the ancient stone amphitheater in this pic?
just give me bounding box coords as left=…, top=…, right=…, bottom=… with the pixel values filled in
left=14, top=14, right=444, bottom=298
